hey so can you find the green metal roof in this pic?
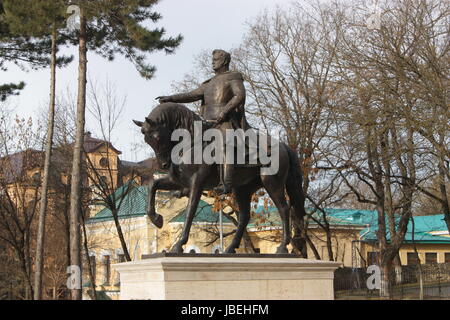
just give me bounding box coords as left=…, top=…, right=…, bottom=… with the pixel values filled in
left=361, top=213, right=450, bottom=243
left=88, top=184, right=148, bottom=223
left=316, top=208, right=378, bottom=226
left=248, top=206, right=450, bottom=244
left=87, top=184, right=450, bottom=244
left=169, top=200, right=233, bottom=224
left=305, top=208, right=450, bottom=243
left=246, top=207, right=369, bottom=229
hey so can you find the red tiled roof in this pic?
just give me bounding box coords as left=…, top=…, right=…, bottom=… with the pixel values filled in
left=82, top=132, right=122, bottom=154
left=0, top=149, right=44, bottom=182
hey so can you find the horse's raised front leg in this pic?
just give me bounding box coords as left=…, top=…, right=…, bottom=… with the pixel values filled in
left=147, top=176, right=182, bottom=228
left=225, top=188, right=252, bottom=254
left=171, top=174, right=204, bottom=253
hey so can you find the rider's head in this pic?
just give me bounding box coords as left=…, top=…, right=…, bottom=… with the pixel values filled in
left=212, top=49, right=231, bottom=73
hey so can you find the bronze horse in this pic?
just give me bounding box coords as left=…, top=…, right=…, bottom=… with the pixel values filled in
left=134, top=103, right=307, bottom=254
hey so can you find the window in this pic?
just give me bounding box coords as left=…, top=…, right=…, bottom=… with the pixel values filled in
left=212, top=245, right=222, bottom=254
left=407, top=252, right=419, bottom=265
left=118, top=254, right=126, bottom=263
left=425, top=252, right=437, bottom=264
left=445, top=253, right=450, bottom=264
left=32, top=172, right=41, bottom=183
left=99, top=157, right=109, bottom=168
left=367, top=252, right=379, bottom=266
left=103, top=255, right=111, bottom=285
left=186, top=245, right=200, bottom=253
left=100, top=175, right=108, bottom=184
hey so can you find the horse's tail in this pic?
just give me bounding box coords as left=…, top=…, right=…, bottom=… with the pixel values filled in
left=285, top=146, right=308, bottom=257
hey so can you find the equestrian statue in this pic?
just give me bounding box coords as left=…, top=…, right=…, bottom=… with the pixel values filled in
left=133, top=49, right=308, bottom=255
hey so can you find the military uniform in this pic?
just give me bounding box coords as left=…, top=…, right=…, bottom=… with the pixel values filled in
left=164, top=70, right=248, bottom=194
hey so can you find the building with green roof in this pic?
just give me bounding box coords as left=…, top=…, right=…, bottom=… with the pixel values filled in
left=85, top=184, right=450, bottom=299
left=88, top=184, right=149, bottom=223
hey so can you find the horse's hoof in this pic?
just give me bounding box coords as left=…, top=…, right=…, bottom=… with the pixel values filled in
left=276, top=246, right=288, bottom=254
left=225, top=246, right=236, bottom=254
left=170, top=244, right=184, bottom=253
left=149, top=213, right=163, bottom=229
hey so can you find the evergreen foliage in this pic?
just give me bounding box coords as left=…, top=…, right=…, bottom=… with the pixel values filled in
left=0, top=0, right=73, bottom=100
left=74, top=0, right=183, bottom=78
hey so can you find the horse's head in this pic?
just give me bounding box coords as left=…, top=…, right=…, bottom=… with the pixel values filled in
left=133, top=117, right=172, bottom=170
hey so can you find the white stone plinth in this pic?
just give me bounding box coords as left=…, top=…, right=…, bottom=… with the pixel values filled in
left=113, top=255, right=341, bottom=300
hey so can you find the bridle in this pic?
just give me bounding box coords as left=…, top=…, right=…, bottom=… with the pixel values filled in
left=155, top=144, right=172, bottom=161
left=148, top=131, right=173, bottom=165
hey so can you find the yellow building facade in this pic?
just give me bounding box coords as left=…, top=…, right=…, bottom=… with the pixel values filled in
left=84, top=184, right=450, bottom=299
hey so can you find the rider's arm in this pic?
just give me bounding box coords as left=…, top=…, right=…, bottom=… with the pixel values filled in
left=168, top=84, right=205, bottom=103
left=223, top=78, right=246, bottom=115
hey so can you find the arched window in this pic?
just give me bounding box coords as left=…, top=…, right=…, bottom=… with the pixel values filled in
left=186, top=245, right=201, bottom=254
left=32, top=172, right=41, bottom=184
left=212, top=245, right=222, bottom=254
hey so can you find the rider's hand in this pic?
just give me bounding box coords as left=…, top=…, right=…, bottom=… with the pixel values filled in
left=216, top=112, right=228, bottom=124
left=155, top=96, right=172, bottom=103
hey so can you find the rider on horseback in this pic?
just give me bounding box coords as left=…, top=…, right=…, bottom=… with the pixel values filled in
left=156, top=49, right=249, bottom=195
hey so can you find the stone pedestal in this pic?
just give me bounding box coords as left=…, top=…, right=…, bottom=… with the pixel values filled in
left=113, top=253, right=341, bottom=300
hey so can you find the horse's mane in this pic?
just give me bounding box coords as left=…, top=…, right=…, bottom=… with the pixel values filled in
left=147, top=103, right=204, bottom=134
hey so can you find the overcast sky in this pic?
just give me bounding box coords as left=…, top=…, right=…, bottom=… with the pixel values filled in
left=2, top=0, right=295, bottom=161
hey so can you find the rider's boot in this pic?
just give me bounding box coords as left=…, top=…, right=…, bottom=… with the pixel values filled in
left=214, top=164, right=234, bottom=195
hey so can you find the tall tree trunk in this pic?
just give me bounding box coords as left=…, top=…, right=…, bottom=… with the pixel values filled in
left=112, top=211, right=131, bottom=261
left=411, top=217, right=424, bottom=299
left=325, top=227, right=334, bottom=261
left=393, top=254, right=402, bottom=284
left=24, top=231, right=34, bottom=299
left=305, top=234, right=321, bottom=260
left=69, top=11, right=87, bottom=300
left=438, top=154, right=450, bottom=232
left=380, top=258, right=393, bottom=299
left=381, top=129, right=403, bottom=284
left=64, top=195, right=71, bottom=269
left=81, top=214, right=97, bottom=300
left=18, top=250, right=34, bottom=299
left=366, top=129, right=390, bottom=298
left=34, top=26, right=57, bottom=301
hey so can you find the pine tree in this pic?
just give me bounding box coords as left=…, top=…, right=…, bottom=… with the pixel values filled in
left=1, top=0, right=74, bottom=300
left=3, top=0, right=182, bottom=300
left=0, top=0, right=71, bottom=100
left=0, top=82, right=25, bottom=101
left=67, top=0, right=182, bottom=300
left=74, top=0, right=183, bottom=78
